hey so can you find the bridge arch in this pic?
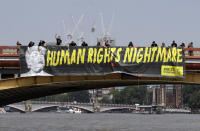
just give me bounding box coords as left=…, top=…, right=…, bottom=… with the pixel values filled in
left=32, top=105, right=59, bottom=112
left=101, top=107, right=135, bottom=113
left=65, top=105, right=94, bottom=113
left=6, top=105, right=25, bottom=113
left=32, top=104, right=94, bottom=113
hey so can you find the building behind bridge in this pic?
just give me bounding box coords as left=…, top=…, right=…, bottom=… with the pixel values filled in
left=149, top=84, right=182, bottom=108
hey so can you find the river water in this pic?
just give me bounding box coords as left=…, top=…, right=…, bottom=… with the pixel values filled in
left=0, top=113, right=199, bottom=131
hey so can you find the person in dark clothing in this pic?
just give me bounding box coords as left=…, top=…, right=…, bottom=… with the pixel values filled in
left=179, top=43, right=185, bottom=48
left=38, top=40, right=45, bottom=47
left=188, top=42, right=194, bottom=56
left=81, top=41, right=88, bottom=47
left=97, top=42, right=101, bottom=46
left=28, top=41, right=35, bottom=47
left=104, top=41, right=110, bottom=47
left=69, top=41, right=77, bottom=46
left=171, top=40, right=177, bottom=47
left=16, top=41, right=22, bottom=54
left=151, top=41, right=158, bottom=47
left=161, top=42, right=166, bottom=48
left=16, top=41, right=22, bottom=46
left=128, top=41, right=134, bottom=47
left=55, top=34, right=62, bottom=45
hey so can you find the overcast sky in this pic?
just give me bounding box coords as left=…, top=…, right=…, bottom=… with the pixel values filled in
left=0, top=0, right=200, bottom=47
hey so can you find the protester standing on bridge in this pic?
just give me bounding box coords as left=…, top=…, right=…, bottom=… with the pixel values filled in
left=81, top=41, right=88, bottom=47
left=69, top=41, right=77, bottom=47
left=97, top=42, right=101, bottom=46
left=161, top=42, right=166, bottom=48
left=104, top=41, right=110, bottom=47
left=151, top=41, right=157, bottom=47
left=38, top=40, right=46, bottom=47
left=128, top=41, right=134, bottom=47
left=55, top=34, right=62, bottom=46
left=179, top=43, right=185, bottom=48
left=28, top=41, right=35, bottom=47
left=16, top=41, right=21, bottom=46
left=188, top=42, right=194, bottom=56
left=171, top=40, right=177, bottom=47
left=16, top=41, right=22, bottom=54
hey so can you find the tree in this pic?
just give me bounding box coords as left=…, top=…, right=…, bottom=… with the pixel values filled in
left=188, top=90, right=200, bottom=109
left=34, top=91, right=90, bottom=103
left=111, top=90, right=122, bottom=104
left=100, top=97, right=112, bottom=104
left=111, top=85, right=147, bottom=104
left=182, top=85, right=200, bottom=109
left=68, top=90, right=90, bottom=103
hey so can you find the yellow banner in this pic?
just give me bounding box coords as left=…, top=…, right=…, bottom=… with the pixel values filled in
left=161, top=65, right=183, bottom=77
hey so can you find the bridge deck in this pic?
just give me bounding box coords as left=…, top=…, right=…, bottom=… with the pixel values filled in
left=0, top=72, right=199, bottom=106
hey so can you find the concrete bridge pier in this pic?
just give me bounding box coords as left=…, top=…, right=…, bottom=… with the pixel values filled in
left=25, top=100, right=32, bottom=113
left=93, top=99, right=100, bottom=113
left=152, top=88, right=156, bottom=105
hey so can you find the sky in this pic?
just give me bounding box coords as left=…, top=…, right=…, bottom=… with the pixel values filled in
left=0, top=0, right=200, bottom=47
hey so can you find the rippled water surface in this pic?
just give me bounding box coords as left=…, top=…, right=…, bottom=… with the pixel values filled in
left=0, top=113, right=200, bottom=131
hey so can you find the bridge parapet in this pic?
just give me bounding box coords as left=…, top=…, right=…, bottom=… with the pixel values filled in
left=184, top=48, right=200, bottom=57
left=184, top=48, right=200, bottom=70
left=7, top=101, right=135, bottom=113
left=22, top=101, right=135, bottom=108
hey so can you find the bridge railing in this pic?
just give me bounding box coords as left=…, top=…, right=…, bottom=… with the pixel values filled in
left=184, top=48, right=200, bottom=58
left=19, top=101, right=135, bottom=107
left=1, top=47, right=200, bottom=60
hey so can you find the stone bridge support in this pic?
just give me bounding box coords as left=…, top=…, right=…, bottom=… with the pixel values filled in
left=25, top=100, right=32, bottom=113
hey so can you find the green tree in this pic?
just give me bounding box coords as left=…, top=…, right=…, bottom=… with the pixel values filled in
left=111, top=85, right=147, bottom=104
left=100, top=97, right=112, bottom=104
left=182, top=85, right=200, bottom=109
left=68, top=90, right=90, bottom=103
left=111, top=90, right=122, bottom=104
left=34, top=91, right=90, bottom=103
left=188, top=90, right=200, bottom=109
left=53, top=93, right=69, bottom=102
